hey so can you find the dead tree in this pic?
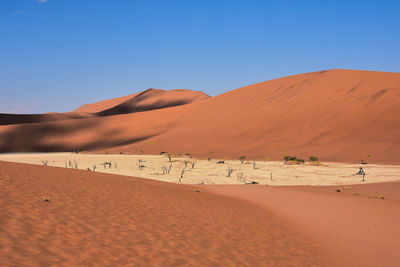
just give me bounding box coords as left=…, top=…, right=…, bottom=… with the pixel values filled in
left=167, top=154, right=172, bottom=162
left=41, top=160, right=48, bottom=166
left=74, top=161, right=78, bottom=169
left=167, top=164, right=172, bottom=174
left=138, top=159, right=145, bottom=170
left=226, top=167, right=234, bottom=177
left=93, top=165, right=96, bottom=171
left=191, top=162, right=196, bottom=169
left=184, top=161, right=189, bottom=169
left=354, top=167, right=366, bottom=182
left=179, top=169, right=185, bottom=184
left=252, top=162, right=256, bottom=169
left=239, top=156, right=246, bottom=164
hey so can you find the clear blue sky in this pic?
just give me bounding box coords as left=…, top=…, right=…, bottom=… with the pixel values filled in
left=1, top=0, right=399, bottom=113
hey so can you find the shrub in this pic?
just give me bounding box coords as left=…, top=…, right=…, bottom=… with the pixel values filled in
left=284, top=155, right=304, bottom=164
left=283, top=155, right=297, bottom=162
left=239, top=156, right=246, bottom=164
left=309, top=156, right=318, bottom=162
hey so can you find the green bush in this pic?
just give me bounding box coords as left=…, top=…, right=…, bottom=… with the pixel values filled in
left=309, top=156, right=318, bottom=162
left=284, top=155, right=304, bottom=164
left=283, top=155, right=297, bottom=161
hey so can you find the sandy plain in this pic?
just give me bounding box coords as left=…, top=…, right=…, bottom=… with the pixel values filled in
left=0, top=152, right=399, bottom=186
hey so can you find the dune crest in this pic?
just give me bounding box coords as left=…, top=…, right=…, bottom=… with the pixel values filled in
left=0, top=88, right=209, bottom=125
left=96, top=88, right=210, bottom=116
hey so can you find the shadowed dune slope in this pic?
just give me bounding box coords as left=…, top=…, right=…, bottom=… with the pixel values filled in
left=0, top=112, right=95, bottom=126
left=74, top=88, right=209, bottom=115
left=0, top=89, right=208, bottom=126
left=96, top=88, right=210, bottom=116
left=204, top=182, right=400, bottom=267
left=0, top=161, right=334, bottom=266
left=1, top=69, right=399, bottom=163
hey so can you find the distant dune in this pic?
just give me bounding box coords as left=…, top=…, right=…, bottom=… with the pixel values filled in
left=74, top=88, right=209, bottom=114
left=0, top=161, right=332, bottom=266
left=95, top=88, right=210, bottom=116
left=0, top=88, right=209, bottom=125
left=0, top=112, right=95, bottom=126
left=1, top=69, right=399, bottom=163
left=74, top=92, right=141, bottom=113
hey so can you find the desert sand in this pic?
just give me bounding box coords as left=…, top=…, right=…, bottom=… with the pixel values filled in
left=0, top=161, right=335, bottom=266
left=1, top=69, right=399, bottom=163
left=1, top=160, right=399, bottom=266
left=0, top=153, right=399, bottom=186
left=204, top=182, right=400, bottom=267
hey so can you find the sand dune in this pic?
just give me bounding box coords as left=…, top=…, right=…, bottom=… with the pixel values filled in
left=1, top=69, right=399, bottom=163
left=74, top=92, right=141, bottom=113
left=205, top=182, right=400, bottom=267
left=96, top=88, right=210, bottom=116
left=0, top=161, right=334, bottom=266
left=0, top=88, right=208, bottom=126
left=74, top=88, right=209, bottom=115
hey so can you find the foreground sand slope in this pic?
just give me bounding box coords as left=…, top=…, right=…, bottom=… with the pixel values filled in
left=1, top=69, right=399, bottom=163
left=205, top=182, right=400, bottom=267
left=0, top=161, right=333, bottom=266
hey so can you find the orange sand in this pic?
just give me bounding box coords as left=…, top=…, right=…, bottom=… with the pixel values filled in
left=0, top=161, right=334, bottom=266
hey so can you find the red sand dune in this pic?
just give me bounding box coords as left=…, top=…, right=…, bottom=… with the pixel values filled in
left=204, top=182, right=400, bottom=267
left=96, top=88, right=210, bottom=116
left=74, top=92, right=141, bottom=113
left=0, top=88, right=208, bottom=126
left=1, top=69, right=400, bottom=163
left=74, top=88, right=210, bottom=115
left=0, top=161, right=334, bottom=266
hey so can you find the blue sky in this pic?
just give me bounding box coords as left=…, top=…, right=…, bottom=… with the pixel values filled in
left=1, top=0, right=399, bottom=113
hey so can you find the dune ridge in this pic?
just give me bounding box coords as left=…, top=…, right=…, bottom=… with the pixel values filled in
left=0, top=88, right=209, bottom=126
left=0, top=69, right=399, bottom=163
